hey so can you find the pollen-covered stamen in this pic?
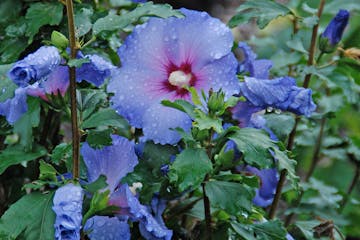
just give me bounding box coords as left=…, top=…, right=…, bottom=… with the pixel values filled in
left=168, top=70, right=192, bottom=87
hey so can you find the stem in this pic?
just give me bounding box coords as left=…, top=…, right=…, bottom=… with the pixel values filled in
left=268, top=0, right=326, bottom=219
left=339, top=157, right=360, bottom=212
left=202, top=175, right=212, bottom=240
left=305, top=117, right=326, bottom=181
left=65, top=0, right=80, bottom=180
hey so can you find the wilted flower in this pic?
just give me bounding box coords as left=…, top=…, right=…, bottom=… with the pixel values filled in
left=319, top=9, right=349, bottom=53
left=81, top=135, right=173, bottom=240
left=53, top=183, right=84, bottom=240
left=108, top=8, right=239, bottom=144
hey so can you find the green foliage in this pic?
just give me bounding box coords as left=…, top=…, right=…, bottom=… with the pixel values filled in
left=228, top=0, right=293, bottom=29
left=0, top=192, right=55, bottom=240
left=231, top=219, right=287, bottom=240
left=169, top=148, right=213, bottom=192
left=0, top=145, right=47, bottom=175
left=93, top=2, right=183, bottom=34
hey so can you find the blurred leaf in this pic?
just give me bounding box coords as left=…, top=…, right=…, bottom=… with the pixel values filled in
left=301, top=16, right=319, bottom=28
left=0, top=145, right=47, bottom=175
left=0, top=192, right=55, bottom=240
left=0, top=38, right=28, bottom=63
left=25, top=2, right=63, bottom=42
left=0, top=64, right=17, bottom=102
left=295, top=220, right=321, bottom=240
left=264, top=114, right=295, bottom=142
left=67, top=58, right=90, bottom=68
left=13, top=97, right=40, bottom=151
left=228, top=0, right=292, bottom=29
left=232, top=219, right=287, bottom=240
left=39, top=160, right=57, bottom=182
left=51, top=143, right=72, bottom=165
left=286, top=37, right=308, bottom=54
left=273, top=146, right=299, bottom=189
left=205, top=180, right=254, bottom=214
left=229, top=128, right=274, bottom=168
left=0, top=0, right=21, bottom=24
left=169, top=148, right=212, bottom=192
left=93, top=2, right=183, bottom=34
left=74, top=7, right=93, bottom=37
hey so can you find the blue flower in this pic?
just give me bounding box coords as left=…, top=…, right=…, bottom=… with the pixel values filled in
left=240, top=76, right=316, bottom=117
left=0, top=88, right=27, bottom=124
left=242, top=166, right=279, bottom=208
left=108, top=8, right=239, bottom=144
left=76, top=53, right=115, bottom=87
left=8, top=46, right=61, bottom=87
left=238, top=42, right=272, bottom=79
left=53, top=183, right=84, bottom=240
left=84, top=216, right=130, bottom=240
left=81, top=135, right=173, bottom=240
left=320, top=9, right=349, bottom=52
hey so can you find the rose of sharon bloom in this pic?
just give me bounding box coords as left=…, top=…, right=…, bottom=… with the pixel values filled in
left=52, top=183, right=84, bottom=240
left=108, top=8, right=239, bottom=144
left=320, top=9, right=349, bottom=52
left=81, top=135, right=172, bottom=240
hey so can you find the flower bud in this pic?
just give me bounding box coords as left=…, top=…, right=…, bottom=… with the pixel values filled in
left=319, top=9, right=349, bottom=53
left=51, top=30, right=69, bottom=50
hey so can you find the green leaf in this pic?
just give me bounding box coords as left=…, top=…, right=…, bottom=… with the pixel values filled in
left=77, top=89, right=107, bottom=121
left=286, top=37, right=308, bottom=54
left=86, top=128, right=113, bottom=148
left=0, top=192, right=55, bottom=240
left=228, top=0, right=292, bottom=29
left=205, top=180, right=254, bottom=215
left=39, top=160, right=57, bottom=182
left=295, top=220, right=320, bottom=240
left=232, top=220, right=287, bottom=240
left=272, top=146, right=298, bottom=189
left=51, top=143, right=72, bottom=165
left=25, top=2, right=63, bottom=43
left=0, top=0, right=22, bottom=24
left=67, top=58, right=90, bottom=68
left=74, top=7, right=93, bottom=37
left=229, top=128, right=275, bottom=168
left=194, top=110, right=223, bottom=133
left=13, top=97, right=40, bottom=151
left=161, top=99, right=196, bottom=119
left=263, top=114, right=295, bottom=142
left=0, top=145, right=47, bottom=175
left=83, top=175, right=108, bottom=193
left=93, top=2, right=183, bottom=34
left=0, top=38, right=28, bottom=63
left=169, top=148, right=213, bottom=192
left=0, top=64, right=17, bottom=102
left=82, top=108, right=129, bottom=129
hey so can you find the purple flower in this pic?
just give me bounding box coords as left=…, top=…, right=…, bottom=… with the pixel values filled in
left=81, top=135, right=138, bottom=193
left=243, top=166, right=279, bottom=207
left=108, top=8, right=239, bottom=144
left=8, top=46, right=61, bottom=87
left=240, top=76, right=316, bottom=117
left=81, top=135, right=173, bottom=240
left=53, top=183, right=84, bottom=240
left=0, top=88, right=27, bottom=124
left=320, top=10, right=349, bottom=49
left=238, top=42, right=272, bottom=79
left=132, top=0, right=146, bottom=2
left=84, top=216, right=130, bottom=240
left=76, top=54, right=115, bottom=87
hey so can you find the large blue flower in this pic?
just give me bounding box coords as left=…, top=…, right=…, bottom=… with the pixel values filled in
left=53, top=183, right=84, bottom=240
left=81, top=135, right=173, bottom=240
left=108, top=8, right=239, bottom=144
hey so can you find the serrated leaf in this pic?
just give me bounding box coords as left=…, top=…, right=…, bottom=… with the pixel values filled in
left=93, top=2, right=183, bottom=34
left=229, top=128, right=275, bottom=168
left=232, top=220, right=287, bottom=240
left=0, top=145, right=47, bottom=174
left=228, top=0, right=292, bottom=29
left=286, top=37, right=308, bottom=54
left=13, top=97, right=40, bottom=151
left=86, top=128, right=113, bottom=148
left=169, top=148, right=212, bottom=192
left=25, top=2, right=63, bottom=43
left=272, top=147, right=298, bottom=189
left=263, top=114, right=295, bottom=142
left=194, top=110, right=223, bottom=133
left=74, top=7, right=93, bottom=37
left=51, top=143, right=72, bottom=165
left=0, top=192, right=55, bottom=240
left=205, top=180, right=254, bottom=214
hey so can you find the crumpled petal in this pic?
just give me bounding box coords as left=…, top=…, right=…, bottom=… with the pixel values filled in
left=231, top=101, right=262, bottom=128
left=109, top=185, right=173, bottom=240
left=81, top=135, right=138, bottom=192
left=84, top=216, right=130, bottom=240
left=243, top=166, right=279, bottom=208
left=53, top=183, right=84, bottom=240
left=0, top=87, right=27, bottom=124
left=76, top=54, right=115, bottom=87
left=142, top=104, right=192, bottom=145
left=240, top=76, right=316, bottom=117
left=26, top=66, right=69, bottom=100
left=8, top=46, right=61, bottom=87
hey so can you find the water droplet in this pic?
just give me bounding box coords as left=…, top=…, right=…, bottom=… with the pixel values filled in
left=96, top=218, right=106, bottom=227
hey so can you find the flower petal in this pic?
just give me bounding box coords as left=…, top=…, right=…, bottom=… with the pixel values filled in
left=84, top=216, right=130, bottom=240
left=0, top=87, right=27, bottom=124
